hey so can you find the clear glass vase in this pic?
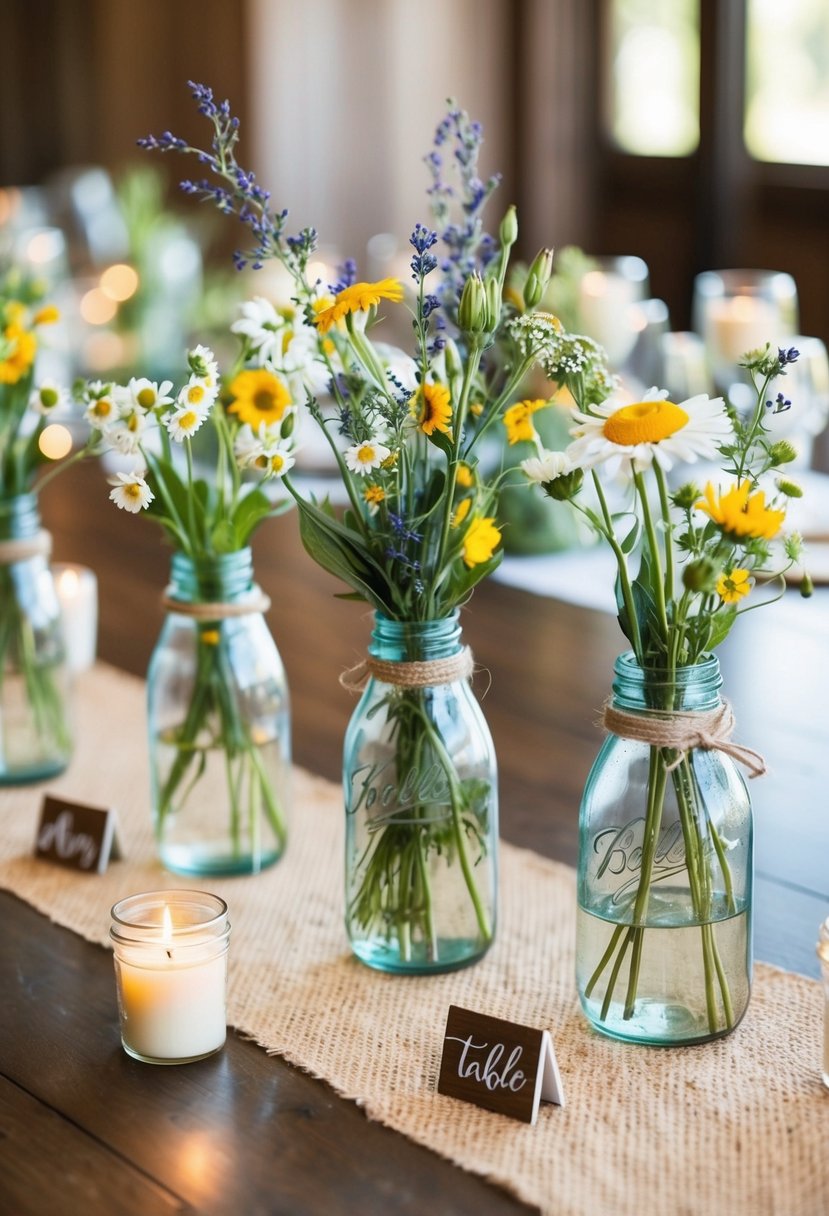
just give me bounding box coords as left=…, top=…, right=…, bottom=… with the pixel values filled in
left=577, top=652, right=752, bottom=1045
left=148, top=548, right=290, bottom=876
left=0, top=493, right=71, bottom=784
left=343, top=611, right=498, bottom=974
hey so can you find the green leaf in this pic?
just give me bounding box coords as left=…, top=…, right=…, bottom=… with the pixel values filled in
left=426, top=429, right=453, bottom=460
left=210, top=519, right=237, bottom=553
left=706, top=607, right=738, bottom=652
left=232, top=487, right=274, bottom=546
left=295, top=499, right=394, bottom=612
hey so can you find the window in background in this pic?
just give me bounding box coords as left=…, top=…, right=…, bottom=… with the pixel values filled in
left=607, top=0, right=700, bottom=156
left=745, top=0, right=829, bottom=166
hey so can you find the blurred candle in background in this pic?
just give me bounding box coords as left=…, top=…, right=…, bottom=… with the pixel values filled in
left=53, top=563, right=97, bottom=673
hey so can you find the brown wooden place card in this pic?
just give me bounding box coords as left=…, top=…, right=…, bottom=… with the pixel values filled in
left=437, top=1004, right=565, bottom=1125
left=35, top=794, right=122, bottom=874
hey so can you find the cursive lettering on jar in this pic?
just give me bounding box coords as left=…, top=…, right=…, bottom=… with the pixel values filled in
left=347, top=756, right=452, bottom=826
left=37, top=811, right=98, bottom=869
left=593, top=817, right=686, bottom=881
left=446, top=1034, right=528, bottom=1092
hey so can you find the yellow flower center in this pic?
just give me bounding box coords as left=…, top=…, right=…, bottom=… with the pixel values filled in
left=357, top=445, right=377, bottom=464
left=270, top=453, right=285, bottom=472
left=93, top=399, right=113, bottom=418
left=187, top=384, right=206, bottom=404
left=123, top=483, right=142, bottom=501
left=127, top=412, right=141, bottom=432
left=179, top=410, right=198, bottom=430
left=137, top=387, right=156, bottom=408
left=602, top=399, right=689, bottom=446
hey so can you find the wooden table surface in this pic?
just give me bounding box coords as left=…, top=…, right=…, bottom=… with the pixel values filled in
left=2, top=462, right=828, bottom=1216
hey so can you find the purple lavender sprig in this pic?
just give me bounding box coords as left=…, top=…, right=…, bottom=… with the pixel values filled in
left=138, top=81, right=315, bottom=276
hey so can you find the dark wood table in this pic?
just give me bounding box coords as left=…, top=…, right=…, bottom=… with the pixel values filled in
left=2, top=463, right=827, bottom=1215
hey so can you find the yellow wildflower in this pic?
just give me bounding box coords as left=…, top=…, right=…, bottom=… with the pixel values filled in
left=503, top=398, right=550, bottom=446
left=462, top=516, right=501, bottom=567
left=363, top=484, right=386, bottom=508
left=452, top=497, right=472, bottom=528
left=456, top=463, right=474, bottom=488
left=469, top=402, right=484, bottom=417
left=696, top=482, right=785, bottom=542
left=415, top=382, right=453, bottom=436
left=0, top=323, right=37, bottom=384
left=200, top=629, right=221, bottom=646
left=228, top=369, right=292, bottom=427
left=33, top=304, right=60, bottom=326
left=716, top=568, right=751, bottom=605
left=314, top=278, right=403, bottom=334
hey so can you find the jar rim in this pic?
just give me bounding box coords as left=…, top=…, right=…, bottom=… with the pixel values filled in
left=111, top=889, right=229, bottom=942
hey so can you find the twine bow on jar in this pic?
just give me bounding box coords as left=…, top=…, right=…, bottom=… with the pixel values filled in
left=601, top=699, right=767, bottom=778
left=339, top=646, right=475, bottom=693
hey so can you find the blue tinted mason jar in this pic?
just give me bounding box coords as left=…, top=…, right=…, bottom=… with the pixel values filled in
left=0, top=493, right=71, bottom=784
left=577, top=652, right=752, bottom=1045
left=147, top=548, right=290, bottom=876
left=343, top=611, right=498, bottom=974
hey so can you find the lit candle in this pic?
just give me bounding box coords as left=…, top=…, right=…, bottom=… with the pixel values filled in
left=578, top=270, right=641, bottom=368
left=706, top=294, right=780, bottom=365
left=111, top=891, right=230, bottom=1065
left=53, top=563, right=97, bottom=673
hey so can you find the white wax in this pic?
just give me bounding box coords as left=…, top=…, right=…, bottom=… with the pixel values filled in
left=578, top=271, right=642, bottom=368
left=706, top=295, right=780, bottom=365
left=53, top=564, right=97, bottom=673
left=115, top=939, right=227, bottom=1062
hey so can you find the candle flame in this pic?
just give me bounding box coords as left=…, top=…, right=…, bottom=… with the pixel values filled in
left=162, top=904, right=174, bottom=945
left=58, top=567, right=80, bottom=597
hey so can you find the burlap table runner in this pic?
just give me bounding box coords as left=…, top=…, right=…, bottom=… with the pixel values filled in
left=1, top=664, right=826, bottom=1216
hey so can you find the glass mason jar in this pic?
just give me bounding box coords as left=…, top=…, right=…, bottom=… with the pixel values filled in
left=0, top=493, right=71, bottom=784
left=147, top=548, right=290, bottom=876
left=343, top=611, right=498, bottom=974
left=576, top=652, right=752, bottom=1045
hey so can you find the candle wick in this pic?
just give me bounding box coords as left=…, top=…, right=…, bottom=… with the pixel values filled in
left=166, top=948, right=172, bottom=959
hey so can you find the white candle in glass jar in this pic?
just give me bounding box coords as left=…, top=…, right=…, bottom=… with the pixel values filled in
left=706, top=294, right=780, bottom=365
left=53, top=563, right=97, bottom=673
left=578, top=270, right=642, bottom=368
left=111, top=891, right=230, bottom=1065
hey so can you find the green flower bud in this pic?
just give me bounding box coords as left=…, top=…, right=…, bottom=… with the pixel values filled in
left=189, top=352, right=209, bottom=377
left=281, top=412, right=296, bottom=439
left=800, top=572, right=814, bottom=598
left=523, top=248, right=554, bottom=310
left=544, top=468, right=584, bottom=501
left=40, top=387, right=59, bottom=409
left=458, top=273, right=488, bottom=336
left=671, top=482, right=701, bottom=511
left=682, top=557, right=719, bottom=594
left=485, top=276, right=501, bottom=333
left=499, top=204, right=518, bottom=249
left=443, top=338, right=462, bottom=380
left=769, top=439, right=798, bottom=466
left=776, top=476, right=803, bottom=497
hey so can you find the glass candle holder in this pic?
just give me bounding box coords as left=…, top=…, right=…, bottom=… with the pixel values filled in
left=111, top=890, right=230, bottom=1065
left=577, top=255, right=650, bottom=370
left=818, top=917, right=829, bottom=1090
left=692, top=269, right=798, bottom=394
left=52, top=563, right=98, bottom=673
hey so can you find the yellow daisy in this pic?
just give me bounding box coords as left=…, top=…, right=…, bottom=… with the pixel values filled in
left=503, top=398, right=551, bottom=446
left=452, top=497, right=472, bottom=528
left=0, top=323, right=37, bottom=384
left=716, top=568, right=751, bottom=605
left=314, top=278, right=403, bottom=334
left=456, top=463, right=475, bottom=488
left=33, top=305, right=60, bottom=326
left=228, top=369, right=292, bottom=428
left=462, top=516, right=502, bottom=568
left=415, top=382, right=453, bottom=436
left=696, top=482, right=785, bottom=542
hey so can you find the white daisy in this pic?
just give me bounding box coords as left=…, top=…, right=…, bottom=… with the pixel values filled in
left=124, top=377, right=174, bottom=412
left=344, top=437, right=391, bottom=475
left=188, top=344, right=220, bottom=390
left=521, top=449, right=573, bottom=485
left=234, top=423, right=268, bottom=470
left=263, top=445, right=295, bottom=479
left=165, top=403, right=209, bottom=442
left=108, top=469, right=154, bottom=513
left=107, top=409, right=149, bottom=455
left=84, top=391, right=120, bottom=431
left=29, top=381, right=69, bottom=415
left=567, top=387, right=732, bottom=479
left=177, top=376, right=218, bottom=413
left=231, top=297, right=286, bottom=364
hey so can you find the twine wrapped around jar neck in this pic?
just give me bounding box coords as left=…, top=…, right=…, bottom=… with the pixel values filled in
left=602, top=699, right=767, bottom=778
left=161, top=588, right=271, bottom=619
left=340, top=646, right=475, bottom=693
left=0, top=531, right=52, bottom=565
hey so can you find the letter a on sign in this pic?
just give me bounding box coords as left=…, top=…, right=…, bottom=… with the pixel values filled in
left=437, top=1004, right=565, bottom=1124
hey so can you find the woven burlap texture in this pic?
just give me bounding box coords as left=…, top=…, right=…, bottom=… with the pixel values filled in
left=1, top=664, right=826, bottom=1216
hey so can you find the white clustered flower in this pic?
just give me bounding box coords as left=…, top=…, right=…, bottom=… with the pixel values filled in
left=84, top=389, right=120, bottom=431
left=165, top=402, right=210, bottom=442
left=107, top=469, right=154, bottom=513
left=123, top=377, right=174, bottom=412
left=234, top=422, right=295, bottom=479
left=567, top=386, right=733, bottom=480
left=521, top=449, right=573, bottom=485
left=177, top=376, right=218, bottom=413
left=188, top=344, right=220, bottom=389
left=107, top=409, right=149, bottom=455
left=231, top=297, right=285, bottom=364
left=344, top=438, right=391, bottom=475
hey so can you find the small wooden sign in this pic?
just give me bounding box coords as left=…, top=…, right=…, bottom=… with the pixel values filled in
left=437, top=1004, right=565, bottom=1125
left=35, top=794, right=122, bottom=874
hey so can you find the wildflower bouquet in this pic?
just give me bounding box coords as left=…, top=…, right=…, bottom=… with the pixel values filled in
left=139, top=83, right=613, bottom=965
left=0, top=277, right=92, bottom=781
left=519, top=343, right=809, bottom=1041
left=85, top=343, right=295, bottom=872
